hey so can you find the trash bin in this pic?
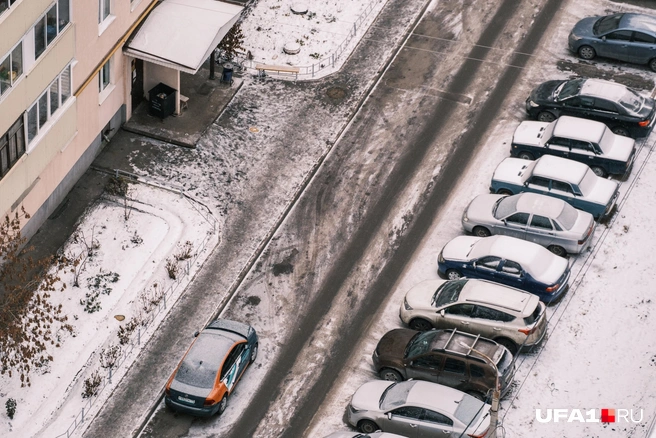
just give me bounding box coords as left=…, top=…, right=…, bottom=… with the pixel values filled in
left=221, top=63, right=234, bottom=84
left=148, top=83, right=176, bottom=120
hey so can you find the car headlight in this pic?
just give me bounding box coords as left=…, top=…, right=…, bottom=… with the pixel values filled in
left=438, top=251, right=445, bottom=263
left=403, top=297, right=413, bottom=310
left=528, top=99, right=539, bottom=108
left=349, top=404, right=363, bottom=414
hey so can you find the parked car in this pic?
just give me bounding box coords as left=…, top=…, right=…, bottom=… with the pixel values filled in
left=347, top=380, right=491, bottom=436
left=437, top=235, right=570, bottom=303
left=525, top=77, right=656, bottom=138
left=324, top=432, right=407, bottom=438
left=568, top=13, right=656, bottom=72
left=490, top=155, right=619, bottom=220
left=165, top=319, right=258, bottom=416
left=372, top=328, right=515, bottom=400
left=510, top=115, right=636, bottom=177
left=399, top=279, right=547, bottom=354
left=462, top=192, right=595, bottom=256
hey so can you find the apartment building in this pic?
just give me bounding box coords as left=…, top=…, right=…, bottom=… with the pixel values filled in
left=0, top=0, right=158, bottom=240
left=1, top=0, right=242, bottom=241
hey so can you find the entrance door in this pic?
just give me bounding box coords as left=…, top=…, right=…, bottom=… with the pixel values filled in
left=131, top=58, right=144, bottom=111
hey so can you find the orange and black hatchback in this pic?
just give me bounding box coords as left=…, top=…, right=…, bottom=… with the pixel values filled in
left=165, top=319, right=258, bottom=416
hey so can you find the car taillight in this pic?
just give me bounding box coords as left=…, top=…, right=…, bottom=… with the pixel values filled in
left=545, top=283, right=560, bottom=293
left=468, top=427, right=490, bottom=438
left=639, top=119, right=651, bottom=127
left=204, top=398, right=218, bottom=406
left=518, top=326, right=536, bottom=336
left=578, top=224, right=593, bottom=244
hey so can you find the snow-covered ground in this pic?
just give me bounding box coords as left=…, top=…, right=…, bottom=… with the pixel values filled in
left=240, top=0, right=387, bottom=78
left=1, top=183, right=217, bottom=437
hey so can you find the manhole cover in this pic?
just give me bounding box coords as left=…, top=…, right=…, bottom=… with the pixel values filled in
left=249, top=126, right=259, bottom=133
left=326, top=86, right=347, bottom=101
left=291, top=4, right=308, bottom=14
left=283, top=42, right=301, bottom=55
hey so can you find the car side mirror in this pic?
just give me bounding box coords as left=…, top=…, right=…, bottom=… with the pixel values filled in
left=440, top=309, right=445, bottom=316
left=193, top=331, right=200, bottom=337
left=601, top=36, right=606, bottom=41
left=387, top=412, right=393, bottom=420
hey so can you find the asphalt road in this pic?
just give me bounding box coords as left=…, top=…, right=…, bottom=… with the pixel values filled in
left=221, top=0, right=565, bottom=437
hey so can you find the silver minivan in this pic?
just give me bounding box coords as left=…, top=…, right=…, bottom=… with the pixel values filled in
left=400, top=278, right=547, bottom=354
left=462, top=192, right=595, bottom=256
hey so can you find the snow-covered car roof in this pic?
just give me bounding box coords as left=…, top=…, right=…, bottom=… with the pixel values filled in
left=552, top=116, right=606, bottom=143
left=580, top=79, right=630, bottom=102
left=512, top=192, right=567, bottom=218
left=461, top=279, right=536, bottom=314
left=532, top=155, right=589, bottom=184
left=405, top=380, right=477, bottom=413
left=622, top=13, right=656, bottom=34
left=469, top=235, right=549, bottom=271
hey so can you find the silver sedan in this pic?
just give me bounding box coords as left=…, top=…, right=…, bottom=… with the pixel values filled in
left=347, top=380, right=491, bottom=436
left=462, top=192, right=595, bottom=256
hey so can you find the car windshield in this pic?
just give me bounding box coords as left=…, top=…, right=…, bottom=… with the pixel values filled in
left=454, top=393, right=486, bottom=426
left=405, top=330, right=437, bottom=358
left=494, top=196, right=518, bottom=219
left=555, top=202, right=578, bottom=230
left=380, top=381, right=417, bottom=410
left=174, top=335, right=221, bottom=388
left=432, top=279, right=468, bottom=307
left=555, top=79, right=584, bottom=101
left=577, top=169, right=598, bottom=196
left=618, top=88, right=644, bottom=115
left=593, top=13, right=622, bottom=35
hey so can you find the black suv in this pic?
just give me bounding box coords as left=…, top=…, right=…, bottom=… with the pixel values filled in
left=372, top=328, right=515, bottom=401
left=525, top=77, right=656, bottom=138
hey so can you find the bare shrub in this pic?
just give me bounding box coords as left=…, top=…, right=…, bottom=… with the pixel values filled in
left=5, top=398, right=16, bottom=419
left=0, top=207, right=72, bottom=387
left=174, top=241, right=194, bottom=262
left=99, top=344, right=121, bottom=370
left=165, top=258, right=179, bottom=280
left=82, top=370, right=102, bottom=398
left=117, top=319, right=139, bottom=345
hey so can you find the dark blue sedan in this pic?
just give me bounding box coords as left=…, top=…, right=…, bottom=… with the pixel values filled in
left=437, top=235, right=570, bottom=303
left=569, top=13, right=656, bottom=71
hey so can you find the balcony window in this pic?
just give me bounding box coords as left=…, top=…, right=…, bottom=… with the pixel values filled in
left=0, top=116, right=26, bottom=179
left=0, top=42, right=24, bottom=98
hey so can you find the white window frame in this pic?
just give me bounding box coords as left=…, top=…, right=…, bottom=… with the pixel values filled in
left=98, top=57, right=114, bottom=104
left=98, top=0, right=115, bottom=34
left=26, top=63, right=73, bottom=150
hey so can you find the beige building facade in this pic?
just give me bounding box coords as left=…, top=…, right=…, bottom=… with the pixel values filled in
left=0, top=0, right=156, bottom=239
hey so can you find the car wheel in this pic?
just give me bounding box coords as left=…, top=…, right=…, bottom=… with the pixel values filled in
left=547, top=245, right=567, bottom=258
left=466, top=390, right=487, bottom=401
left=379, top=368, right=404, bottom=382
left=578, top=45, right=596, bottom=60
left=496, top=189, right=513, bottom=196
left=409, top=318, right=433, bottom=331
left=611, top=126, right=630, bottom=137
left=217, top=395, right=228, bottom=415
left=518, top=151, right=534, bottom=160
left=494, top=337, right=518, bottom=355
left=590, top=166, right=607, bottom=178
left=358, top=420, right=379, bottom=434
left=473, top=226, right=491, bottom=237
left=649, top=58, right=656, bottom=72
left=250, top=342, right=258, bottom=364
left=537, top=111, right=556, bottom=122
left=446, top=269, right=462, bottom=280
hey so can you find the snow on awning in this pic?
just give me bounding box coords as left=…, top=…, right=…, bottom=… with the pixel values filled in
left=124, top=0, right=243, bottom=74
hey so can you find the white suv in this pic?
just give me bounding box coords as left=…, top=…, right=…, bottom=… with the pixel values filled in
left=399, top=279, right=547, bottom=354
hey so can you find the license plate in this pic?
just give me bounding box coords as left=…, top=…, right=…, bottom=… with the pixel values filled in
left=178, top=396, right=195, bottom=404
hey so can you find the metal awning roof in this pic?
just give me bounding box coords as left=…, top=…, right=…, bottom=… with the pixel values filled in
left=124, top=0, right=243, bottom=74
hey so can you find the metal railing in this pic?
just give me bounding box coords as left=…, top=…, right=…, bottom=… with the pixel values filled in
left=53, top=171, right=218, bottom=438
left=237, top=0, right=384, bottom=79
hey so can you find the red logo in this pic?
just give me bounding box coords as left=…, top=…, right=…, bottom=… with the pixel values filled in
left=602, top=409, right=616, bottom=423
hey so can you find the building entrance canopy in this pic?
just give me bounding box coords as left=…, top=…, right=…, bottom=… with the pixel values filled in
left=124, top=0, right=243, bottom=74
